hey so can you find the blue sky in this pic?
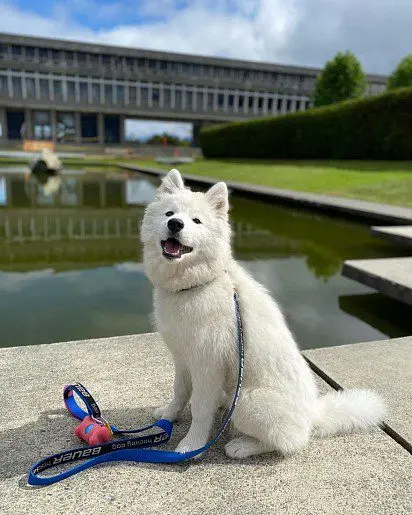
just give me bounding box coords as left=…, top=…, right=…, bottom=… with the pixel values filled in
left=2, top=0, right=410, bottom=139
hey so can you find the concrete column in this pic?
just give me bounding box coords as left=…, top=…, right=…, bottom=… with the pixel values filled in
left=50, top=110, right=57, bottom=142
left=120, top=114, right=126, bottom=144
left=192, top=121, right=202, bottom=147
left=98, top=113, right=105, bottom=145
left=0, top=107, right=7, bottom=140
left=74, top=111, right=81, bottom=143
left=24, top=108, right=33, bottom=139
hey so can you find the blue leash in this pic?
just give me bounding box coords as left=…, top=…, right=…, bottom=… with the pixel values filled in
left=28, top=292, right=244, bottom=486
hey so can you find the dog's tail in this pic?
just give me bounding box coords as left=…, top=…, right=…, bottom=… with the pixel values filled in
left=313, top=389, right=386, bottom=437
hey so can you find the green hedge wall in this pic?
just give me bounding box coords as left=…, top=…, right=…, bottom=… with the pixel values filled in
left=200, top=87, right=412, bottom=160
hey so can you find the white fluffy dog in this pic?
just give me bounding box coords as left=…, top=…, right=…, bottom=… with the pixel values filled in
left=141, top=169, right=386, bottom=459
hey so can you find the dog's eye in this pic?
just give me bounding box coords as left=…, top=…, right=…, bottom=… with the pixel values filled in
left=165, top=211, right=174, bottom=217
left=193, top=218, right=202, bottom=224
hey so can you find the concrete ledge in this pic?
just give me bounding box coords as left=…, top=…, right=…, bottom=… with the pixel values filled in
left=119, top=164, right=412, bottom=225
left=342, top=257, right=412, bottom=306
left=372, top=226, right=412, bottom=246
left=1, top=333, right=411, bottom=514
left=303, top=337, right=412, bottom=443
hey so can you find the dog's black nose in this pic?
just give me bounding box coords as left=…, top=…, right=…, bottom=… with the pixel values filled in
left=168, top=218, right=184, bottom=233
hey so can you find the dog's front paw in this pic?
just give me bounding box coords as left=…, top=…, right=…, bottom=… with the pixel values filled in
left=175, top=437, right=204, bottom=458
left=153, top=404, right=180, bottom=422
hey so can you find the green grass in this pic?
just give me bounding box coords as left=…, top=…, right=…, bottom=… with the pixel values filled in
left=133, top=159, right=412, bottom=207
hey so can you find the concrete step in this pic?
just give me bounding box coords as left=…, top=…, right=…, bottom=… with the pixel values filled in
left=342, top=257, right=412, bottom=306
left=372, top=225, right=412, bottom=246
left=0, top=333, right=411, bottom=514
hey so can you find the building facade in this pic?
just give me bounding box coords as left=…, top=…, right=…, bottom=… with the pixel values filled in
left=0, top=33, right=387, bottom=145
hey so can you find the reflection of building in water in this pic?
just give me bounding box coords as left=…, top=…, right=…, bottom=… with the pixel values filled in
left=0, top=174, right=157, bottom=209
left=1, top=210, right=143, bottom=242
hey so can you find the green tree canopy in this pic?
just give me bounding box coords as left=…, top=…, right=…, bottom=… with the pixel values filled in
left=388, top=54, right=412, bottom=90
left=314, top=51, right=366, bottom=107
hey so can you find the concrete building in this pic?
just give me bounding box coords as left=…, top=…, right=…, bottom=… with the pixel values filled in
left=0, top=33, right=387, bottom=145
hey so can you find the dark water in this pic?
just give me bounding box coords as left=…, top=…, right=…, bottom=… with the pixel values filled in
left=0, top=167, right=411, bottom=350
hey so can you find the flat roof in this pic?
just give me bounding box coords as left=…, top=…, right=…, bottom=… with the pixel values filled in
left=0, top=32, right=387, bottom=82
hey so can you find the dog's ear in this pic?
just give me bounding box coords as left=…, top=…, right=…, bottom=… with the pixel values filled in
left=157, top=169, right=184, bottom=196
left=205, top=182, right=229, bottom=215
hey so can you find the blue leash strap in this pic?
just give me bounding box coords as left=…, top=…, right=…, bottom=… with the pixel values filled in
left=28, top=291, right=244, bottom=486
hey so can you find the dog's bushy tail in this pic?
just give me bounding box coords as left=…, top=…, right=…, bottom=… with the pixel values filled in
left=313, top=389, right=386, bottom=437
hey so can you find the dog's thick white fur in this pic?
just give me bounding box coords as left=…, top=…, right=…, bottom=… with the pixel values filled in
left=141, top=169, right=386, bottom=459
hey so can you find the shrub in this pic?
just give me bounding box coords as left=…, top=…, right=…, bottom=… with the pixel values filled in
left=200, top=87, right=412, bottom=160
left=388, top=54, right=412, bottom=90
left=314, top=51, right=366, bottom=107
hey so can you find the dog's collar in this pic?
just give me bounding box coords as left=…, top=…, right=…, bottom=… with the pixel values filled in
left=177, top=270, right=228, bottom=292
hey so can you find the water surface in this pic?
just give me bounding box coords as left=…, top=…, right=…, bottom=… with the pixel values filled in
left=0, top=166, right=410, bottom=349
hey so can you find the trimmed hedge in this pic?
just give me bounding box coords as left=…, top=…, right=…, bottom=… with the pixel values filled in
left=200, top=87, right=412, bottom=160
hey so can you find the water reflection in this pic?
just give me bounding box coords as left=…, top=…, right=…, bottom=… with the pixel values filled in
left=0, top=169, right=411, bottom=348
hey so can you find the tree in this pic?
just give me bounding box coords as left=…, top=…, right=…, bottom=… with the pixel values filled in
left=314, top=51, right=366, bottom=107
left=387, top=54, right=412, bottom=90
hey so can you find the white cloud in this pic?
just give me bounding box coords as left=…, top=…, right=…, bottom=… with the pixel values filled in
left=0, top=0, right=410, bottom=74
left=0, top=269, right=55, bottom=292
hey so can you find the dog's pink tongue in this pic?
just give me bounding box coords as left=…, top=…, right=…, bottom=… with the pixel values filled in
left=165, top=239, right=180, bottom=254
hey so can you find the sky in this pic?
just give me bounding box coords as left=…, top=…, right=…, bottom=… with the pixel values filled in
left=2, top=0, right=410, bottom=139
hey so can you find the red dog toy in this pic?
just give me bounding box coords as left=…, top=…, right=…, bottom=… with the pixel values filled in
left=74, top=416, right=112, bottom=446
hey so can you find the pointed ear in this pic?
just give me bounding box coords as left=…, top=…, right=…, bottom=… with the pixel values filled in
left=205, top=182, right=229, bottom=215
left=157, top=169, right=184, bottom=196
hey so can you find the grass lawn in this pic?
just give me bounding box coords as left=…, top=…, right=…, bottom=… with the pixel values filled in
left=134, top=159, right=412, bottom=208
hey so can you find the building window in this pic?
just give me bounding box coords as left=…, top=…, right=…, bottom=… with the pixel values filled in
left=39, top=48, right=49, bottom=63
left=104, top=84, right=113, bottom=104
left=207, top=92, right=214, bottom=108
left=149, top=60, right=157, bottom=71
left=296, top=100, right=301, bottom=111
left=175, top=90, right=182, bottom=109
left=248, top=96, right=254, bottom=109
left=217, top=93, right=224, bottom=107
left=78, top=52, right=87, bottom=67
left=26, top=77, right=36, bottom=98
left=80, top=81, right=88, bottom=102
left=67, top=81, right=76, bottom=100
left=65, top=51, right=75, bottom=66
left=286, top=99, right=292, bottom=111
left=186, top=90, right=193, bottom=109
left=53, top=80, right=63, bottom=101
left=128, top=85, right=137, bottom=104
left=51, top=50, right=61, bottom=64
left=268, top=98, right=273, bottom=111
left=39, top=78, right=49, bottom=100
left=33, top=111, right=52, bottom=140
left=117, top=84, right=125, bottom=105
left=258, top=97, right=264, bottom=109
left=160, top=60, right=168, bottom=71
left=92, top=83, right=100, bottom=103
left=12, top=45, right=22, bottom=59
left=152, top=87, right=160, bottom=106
left=57, top=112, right=75, bottom=142
left=12, top=77, right=23, bottom=98
left=141, top=86, right=148, bottom=106
left=102, top=54, right=111, bottom=67
left=238, top=95, right=244, bottom=108
left=277, top=98, right=282, bottom=111
left=197, top=92, right=203, bottom=110
left=164, top=88, right=171, bottom=108
left=228, top=94, right=234, bottom=108
left=89, top=54, right=99, bottom=67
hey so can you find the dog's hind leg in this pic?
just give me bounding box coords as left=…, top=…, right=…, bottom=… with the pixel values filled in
left=226, top=388, right=311, bottom=459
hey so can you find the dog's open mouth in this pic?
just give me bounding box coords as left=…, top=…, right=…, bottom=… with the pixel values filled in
left=161, top=238, right=193, bottom=259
